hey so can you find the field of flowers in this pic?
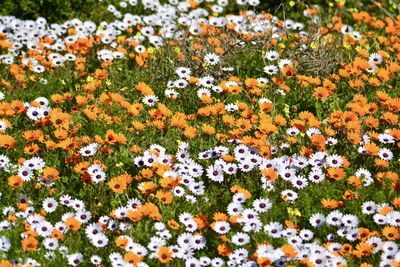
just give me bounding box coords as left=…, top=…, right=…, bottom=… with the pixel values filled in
left=0, top=0, right=400, bottom=266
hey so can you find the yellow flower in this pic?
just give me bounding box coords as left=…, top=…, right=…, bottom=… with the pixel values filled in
left=283, top=104, right=290, bottom=116
left=287, top=207, right=301, bottom=217
left=310, top=41, right=319, bottom=49
left=116, top=162, right=124, bottom=167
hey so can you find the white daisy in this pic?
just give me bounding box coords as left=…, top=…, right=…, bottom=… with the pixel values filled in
left=369, top=53, right=383, bottom=65
left=79, top=143, right=98, bottom=157
left=43, top=198, right=58, bottom=213
left=264, top=51, right=279, bottom=61
left=142, top=95, right=159, bottom=106
left=213, top=221, right=231, bottom=234
left=231, top=232, right=250, bottom=246
left=204, top=53, right=220, bottom=65
left=263, top=65, right=278, bottom=75
left=67, top=253, right=84, bottom=266
left=175, top=67, right=191, bottom=78
left=378, top=148, right=393, bottom=161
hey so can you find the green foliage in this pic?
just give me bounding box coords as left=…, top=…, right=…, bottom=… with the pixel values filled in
left=0, top=0, right=112, bottom=23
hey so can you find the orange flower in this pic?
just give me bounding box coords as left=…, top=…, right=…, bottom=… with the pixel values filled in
left=0, top=260, right=13, bottom=267
left=127, top=209, right=143, bottom=222
left=21, top=237, right=38, bottom=252
left=167, top=219, right=180, bottom=230
left=282, top=66, right=295, bottom=78
left=230, top=185, right=252, bottom=198
left=108, top=176, right=128, bottom=193
left=65, top=217, right=81, bottom=231
left=322, top=198, right=344, bottom=209
left=156, top=190, right=173, bottom=204
left=24, top=143, right=40, bottom=155
left=364, top=116, right=379, bottom=128
left=138, top=181, right=156, bottom=194
left=94, top=69, right=107, bottom=79
left=353, top=242, right=372, bottom=258
left=281, top=244, right=298, bottom=258
left=49, top=111, right=72, bottom=128
left=130, top=145, right=141, bottom=154
left=261, top=168, right=278, bottom=181
left=183, top=126, right=198, bottom=139
left=51, top=229, right=63, bottom=240
left=340, top=244, right=352, bottom=255
left=124, top=252, right=143, bottom=266
left=193, top=214, right=208, bottom=229
left=347, top=176, right=362, bottom=188
left=374, top=158, right=389, bottom=168
left=310, top=134, right=326, bottom=150
left=358, top=228, right=371, bottom=241
left=74, top=162, right=90, bottom=174
left=132, top=121, right=146, bottom=131
left=51, top=94, right=64, bottom=104
left=42, top=167, right=60, bottom=183
left=235, top=118, right=251, bottom=132
left=327, top=167, right=346, bottom=181
left=364, top=142, right=380, bottom=156
left=392, top=197, right=400, bottom=208
left=157, top=246, right=173, bottom=264
left=140, top=202, right=161, bottom=221
left=260, top=102, right=273, bottom=113
left=0, top=134, right=16, bottom=148
left=213, top=212, right=229, bottom=221
left=201, top=124, right=216, bottom=135
left=170, top=113, right=188, bottom=128
left=382, top=226, right=399, bottom=241
left=23, top=130, right=44, bottom=141
left=378, top=206, right=393, bottom=215
left=135, top=82, right=154, bottom=96
left=313, top=87, right=330, bottom=100
left=105, top=130, right=126, bottom=145
left=115, top=236, right=129, bottom=249
left=140, top=168, right=153, bottom=179
left=349, top=79, right=364, bottom=90
left=75, top=95, right=89, bottom=106
left=217, top=244, right=232, bottom=256
left=381, top=112, right=398, bottom=125
left=347, top=132, right=362, bottom=144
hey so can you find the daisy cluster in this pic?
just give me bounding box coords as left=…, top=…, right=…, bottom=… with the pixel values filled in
left=0, top=0, right=400, bottom=266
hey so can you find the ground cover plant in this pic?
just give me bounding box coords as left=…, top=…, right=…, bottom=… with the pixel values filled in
left=0, top=0, right=400, bottom=266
